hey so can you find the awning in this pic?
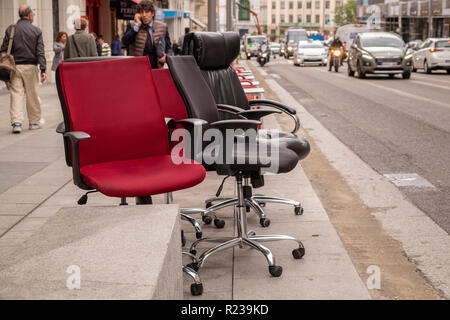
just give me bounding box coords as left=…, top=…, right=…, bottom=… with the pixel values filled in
left=190, top=16, right=207, bottom=29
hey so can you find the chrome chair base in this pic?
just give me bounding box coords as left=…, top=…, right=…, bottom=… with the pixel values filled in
left=186, top=175, right=305, bottom=279
left=203, top=178, right=304, bottom=228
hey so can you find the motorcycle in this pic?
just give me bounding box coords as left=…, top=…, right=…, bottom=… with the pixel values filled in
left=328, top=47, right=343, bottom=72
left=257, top=50, right=269, bottom=67
left=257, top=44, right=270, bottom=67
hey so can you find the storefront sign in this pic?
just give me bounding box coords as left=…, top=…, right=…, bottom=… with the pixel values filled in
left=110, top=0, right=138, bottom=20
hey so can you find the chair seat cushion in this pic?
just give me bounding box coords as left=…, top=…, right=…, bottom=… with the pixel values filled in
left=258, top=130, right=311, bottom=161
left=80, top=155, right=206, bottom=198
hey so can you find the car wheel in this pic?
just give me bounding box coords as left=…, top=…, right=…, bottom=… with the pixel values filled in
left=412, top=61, right=417, bottom=72
left=447, top=69, right=450, bottom=74
left=402, top=71, right=411, bottom=79
left=348, top=61, right=355, bottom=77
left=424, top=60, right=431, bottom=74
left=357, top=60, right=365, bottom=79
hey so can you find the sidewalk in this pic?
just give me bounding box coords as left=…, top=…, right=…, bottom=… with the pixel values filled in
left=0, top=63, right=444, bottom=299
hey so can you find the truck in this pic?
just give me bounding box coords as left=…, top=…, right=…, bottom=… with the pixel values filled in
left=243, top=34, right=267, bottom=59
left=284, top=28, right=308, bottom=58
left=334, top=24, right=369, bottom=50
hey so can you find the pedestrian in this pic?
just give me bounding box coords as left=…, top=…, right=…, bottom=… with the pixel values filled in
left=51, top=31, right=67, bottom=72
left=121, top=0, right=172, bottom=69
left=64, top=18, right=98, bottom=60
left=172, top=39, right=180, bottom=56
left=89, top=32, right=103, bottom=57
left=0, top=4, right=47, bottom=134
left=111, top=35, right=122, bottom=56
left=97, top=35, right=111, bottom=56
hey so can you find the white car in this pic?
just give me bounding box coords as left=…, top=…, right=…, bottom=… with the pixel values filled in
left=293, top=40, right=328, bottom=66
left=412, top=38, right=450, bottom=74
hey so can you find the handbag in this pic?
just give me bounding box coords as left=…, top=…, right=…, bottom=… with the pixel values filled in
left=0, top=24, right=16, bottom=82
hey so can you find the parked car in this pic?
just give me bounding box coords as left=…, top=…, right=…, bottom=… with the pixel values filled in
left=270, top=42, right=280, bottom=56
left=347, top=32, right=413, bottom=79
left=412, top=38, right=450, bottom=74
left=294, top=40, right=328, bottom=67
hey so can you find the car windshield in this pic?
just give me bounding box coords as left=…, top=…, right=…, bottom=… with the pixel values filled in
left=248, top=37, right=265, bottom=45
left=362, top=36, right=404, bottom=48
left=436, top=41, right=450, bottom=48
left=299, top=43, right=323, bottom=48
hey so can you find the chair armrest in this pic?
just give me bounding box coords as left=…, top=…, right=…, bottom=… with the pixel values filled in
left=217, top=104, right=245, bottom=114
left=176, top=118, right=208, bottom=131
left=63, top=131, right=92, bottom=190
left=237, top=109, right=281, bottom=120
left=248, top=99, right=296, bottom=115
left=56, top=122, right=66, bottom=134
left=248, top=99, right=300, bottom=134
left=210, top=119, right=261, bottom=131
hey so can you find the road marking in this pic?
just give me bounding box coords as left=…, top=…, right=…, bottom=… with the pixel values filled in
left=271, top=74, right=281, bottom=79
left=383, top=173, right=436, bottom=189
left=314, top=68, right=450, bottom=109
left=411, top=73, right=450, bottom=85
left=411, top=79, right=450, bottom=90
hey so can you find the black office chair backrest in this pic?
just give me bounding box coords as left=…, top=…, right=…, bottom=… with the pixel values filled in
left=167, top=55, right=219, bottom=124
left=181, top=32, right=250, bottom=110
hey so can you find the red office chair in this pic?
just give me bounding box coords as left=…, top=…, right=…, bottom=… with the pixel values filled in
left=56, top=57, right=206, bottom=295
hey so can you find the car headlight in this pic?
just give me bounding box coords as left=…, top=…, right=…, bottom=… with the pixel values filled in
left=361, top=54, right=374, bottom=61
left=288, top=46, right=293, bottom=51
left=262, top=53, right=267, bottom=57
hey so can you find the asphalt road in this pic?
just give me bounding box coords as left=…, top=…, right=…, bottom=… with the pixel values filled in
left=262, top=57, right=450, bottom=234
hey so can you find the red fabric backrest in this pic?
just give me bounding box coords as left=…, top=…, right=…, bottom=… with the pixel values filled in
left=58, top=57, right=169, bottom=167
left=151, top=68, right=188, bottom=121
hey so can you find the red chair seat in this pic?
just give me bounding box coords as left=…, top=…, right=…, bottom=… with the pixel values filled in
left=80, top=155, right=205, bottom=198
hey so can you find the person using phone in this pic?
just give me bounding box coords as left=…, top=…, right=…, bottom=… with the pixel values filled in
left=121, top=0, right=172, bottom=69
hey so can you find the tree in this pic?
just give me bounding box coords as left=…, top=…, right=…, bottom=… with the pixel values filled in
left=334, top=0, right=357, bottom=27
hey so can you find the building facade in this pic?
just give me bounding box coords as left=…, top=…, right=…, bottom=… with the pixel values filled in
left=357, top=0, right=450, bottom=41
left=267, top=0, right=349, bottom=41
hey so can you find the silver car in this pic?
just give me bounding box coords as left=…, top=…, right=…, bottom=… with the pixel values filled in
left=412, top=38, right=450, bottom=74
left=347, top=32, right=413, bottom=79
left=293, top=40, right=328, bottom=66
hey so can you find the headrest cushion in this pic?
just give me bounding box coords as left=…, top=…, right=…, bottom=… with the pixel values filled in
left=181, top=32, right=240, bottom=69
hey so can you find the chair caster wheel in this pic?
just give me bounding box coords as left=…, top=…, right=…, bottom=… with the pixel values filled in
left=206, top=202, right=212, bottom=209
left=190, top=283, right=203, bottom=296
left=260, top=218, right=271, bottom=228
left=196, top=232, right=202, bottom=239
left=181, top=230, right=186, bottom=247
left=269, top=265, right=283, bottom=277
left=259, top=202, right=266, bottom=208
left=292, top=247, right=305, bottom=259
left=187, top=262, right=199, bottom=272
left=214, top=219, right=225, bottom=229
left=190, top=249, right=197, bottom=256
left=246, top=205, right=251, bottom=213
left=202, top=215, right=212, bottom=225
left=295, top=206, right=304, bottom=216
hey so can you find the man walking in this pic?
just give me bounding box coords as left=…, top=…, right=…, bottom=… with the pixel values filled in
left=122, top=0, right=172, bottom=69
left=1, top=5, right=46, bottom=134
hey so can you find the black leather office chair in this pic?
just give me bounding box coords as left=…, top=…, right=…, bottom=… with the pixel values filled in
left=167, top=55, right=307, bottom=278
left=181, top=31, right=311, bottom=227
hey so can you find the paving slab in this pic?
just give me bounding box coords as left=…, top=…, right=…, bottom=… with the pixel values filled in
left=0, top=205, right=182, bottom=300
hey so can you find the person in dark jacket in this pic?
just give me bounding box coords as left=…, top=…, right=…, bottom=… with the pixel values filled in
left=121, top=0, right=172, bottom=69
left=1, top=4, right=46, bottom=134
